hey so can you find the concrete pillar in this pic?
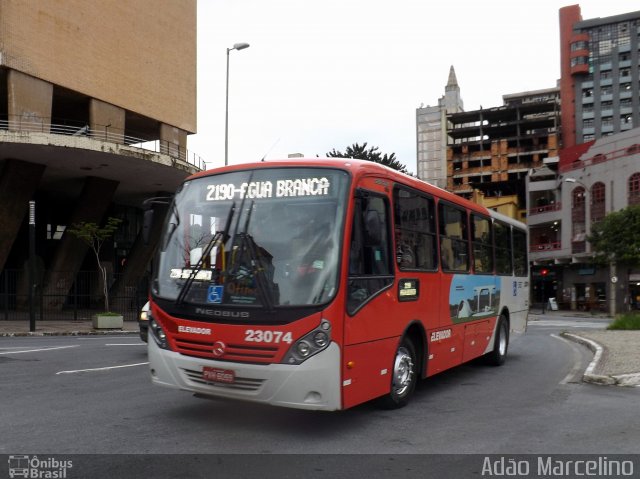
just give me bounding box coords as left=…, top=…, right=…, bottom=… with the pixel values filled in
left=0, top=159, right=46, bottom=272
left=110, top=204, right=168, bottom=309
left=159, top=123, right=187, bottom=160
left=42, top=176, right=119, bottom=310
left=7, top=70, right=53, bottom=133
left=89, top=98, right=125, bottom=143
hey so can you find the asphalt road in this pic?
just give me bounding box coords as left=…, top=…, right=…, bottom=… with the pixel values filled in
left=1, top=315, right=638, bottom=477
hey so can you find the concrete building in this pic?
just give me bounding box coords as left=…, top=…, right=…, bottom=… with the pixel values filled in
left=559, top=6, right=640, bottom=148
left=528, top=127, right=640, bottom=314
left=0, top=0, right=199, bottom=319
left=416, top=66, right=463, bottom=188
left=447, top=87, right=561, bottom=222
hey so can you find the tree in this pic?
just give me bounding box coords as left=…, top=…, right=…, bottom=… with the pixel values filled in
left=67, top=217, right=123, bottom=312
left=588, top=205, right=640, bottom=266
left=325, top=142, right=410, bottom=174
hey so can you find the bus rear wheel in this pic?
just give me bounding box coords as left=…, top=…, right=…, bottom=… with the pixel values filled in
left=378, top=337, right=417, bottom=409
left=485, top=314, right=509, bottom=366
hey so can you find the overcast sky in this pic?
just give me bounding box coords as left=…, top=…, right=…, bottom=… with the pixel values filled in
left=189, top=0, right=637, bottom=174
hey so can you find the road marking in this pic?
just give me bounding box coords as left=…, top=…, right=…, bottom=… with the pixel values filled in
left=56, top=362, right=149, bottom=375
left=551, top=333, right=585, bottom=384
left=0, top=345, right=79, bottom=355
left=105, top=343, right=145, bottom=346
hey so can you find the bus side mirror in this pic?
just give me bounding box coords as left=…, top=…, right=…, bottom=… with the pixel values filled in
left=142, top=209, right=154, bottom=245
left=141, top=195, right=172, bottom=245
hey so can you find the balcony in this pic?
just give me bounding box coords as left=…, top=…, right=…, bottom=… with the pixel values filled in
left=530, top=241, right=561, bottom=252
left=528, top=202, right=561, bottom=216
left=0, top=117, right=205, bottom=170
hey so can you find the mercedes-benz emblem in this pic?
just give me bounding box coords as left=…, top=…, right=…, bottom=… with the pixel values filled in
left=212, top=341, right=226, bottom=357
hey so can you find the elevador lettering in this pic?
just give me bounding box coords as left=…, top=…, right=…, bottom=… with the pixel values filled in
left=481, top=456, right=635, bottom=477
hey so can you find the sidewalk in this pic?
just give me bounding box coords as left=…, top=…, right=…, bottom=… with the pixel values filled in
left=529, top=310, right=640, bottom=387
left=0, top=319, right=139, bottom=336
left=1, top=312, right=639, bottom=387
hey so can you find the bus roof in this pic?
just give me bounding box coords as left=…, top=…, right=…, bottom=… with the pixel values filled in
left=188, top=158, right=525, bottom=226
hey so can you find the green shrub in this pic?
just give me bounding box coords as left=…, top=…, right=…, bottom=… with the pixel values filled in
left=607, top=312, right=640, bottom=330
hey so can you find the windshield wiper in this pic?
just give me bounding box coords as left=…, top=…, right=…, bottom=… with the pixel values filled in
left=175, top=202, right=235, bottom=305
left=226, top=200, right=275, bottom=311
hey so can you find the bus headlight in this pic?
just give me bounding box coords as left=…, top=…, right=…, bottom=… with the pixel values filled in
left=149, top=317, right=169, bottom=350
left=313, top=331, right=328, bottom=348
left=282, top=319, right=331, bottom=365
left=297, top=341, right=311, bottom=357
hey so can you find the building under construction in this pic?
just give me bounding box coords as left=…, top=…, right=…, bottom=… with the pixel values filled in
left=446, top=88, right=560, bottom=222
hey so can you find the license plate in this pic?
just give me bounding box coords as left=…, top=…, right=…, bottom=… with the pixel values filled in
left=202, top=366, right=235, bottom=384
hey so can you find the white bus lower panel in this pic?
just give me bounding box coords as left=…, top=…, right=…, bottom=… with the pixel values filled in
left=149, top=339, right=342, bottom=411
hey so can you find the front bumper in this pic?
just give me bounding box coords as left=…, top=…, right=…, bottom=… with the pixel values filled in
left=148, top=338, right=342, bottom=411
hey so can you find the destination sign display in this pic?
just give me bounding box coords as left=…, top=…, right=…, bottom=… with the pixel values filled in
left=205, top=177, right=331, bottom=201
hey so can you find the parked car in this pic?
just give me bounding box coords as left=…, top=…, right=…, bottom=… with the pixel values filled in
left=139, top=301, right=150, bottom=342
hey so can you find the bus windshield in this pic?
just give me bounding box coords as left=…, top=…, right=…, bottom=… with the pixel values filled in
left=153, top=167, right=350, bottom=308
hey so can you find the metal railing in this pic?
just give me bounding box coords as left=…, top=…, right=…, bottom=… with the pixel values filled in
left=0, top=269, right=148, bottom=322
left=528, top=202, right=562, bottom=216
left=0, top=116, right=206, bottom=171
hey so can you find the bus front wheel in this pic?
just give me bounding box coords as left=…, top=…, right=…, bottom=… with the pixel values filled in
left=378, top=337, right=417, bottom=409
left=485, top=314, right=509, bottom=366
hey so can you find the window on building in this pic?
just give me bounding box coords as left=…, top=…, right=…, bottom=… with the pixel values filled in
left=591, top=182, right=605, bottom=223
left=47, top=224, right=66, bottom=240
left=571, top=186, right=586, bottom=253
left=629, top=173, right=640, bottom=206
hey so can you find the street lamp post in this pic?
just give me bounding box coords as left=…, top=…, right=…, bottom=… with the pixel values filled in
left=224, top=42, right=250, bottom=166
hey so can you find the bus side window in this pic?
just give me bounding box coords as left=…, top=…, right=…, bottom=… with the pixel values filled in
left=472, top=214, right=494, bottom=274
left=438, top=202, right=469, bottom=272
left=393, top=186, right=437, bottom=271
left=512, top=228, right=528, bottom=276
left=347, top=193, right=393, bottom=315
left=494, top=221, right=513, bottom=275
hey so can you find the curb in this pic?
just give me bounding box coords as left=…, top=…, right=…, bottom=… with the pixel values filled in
left=561, top=332, right=640, bottom=387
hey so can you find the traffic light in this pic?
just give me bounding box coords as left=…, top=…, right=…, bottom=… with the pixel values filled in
left=540, top=268, right=549, bottom=276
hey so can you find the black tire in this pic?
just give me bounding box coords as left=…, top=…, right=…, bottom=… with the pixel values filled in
left=378, top=337, right=417, bottom=409
left=485, top=314, right=509, bottom=366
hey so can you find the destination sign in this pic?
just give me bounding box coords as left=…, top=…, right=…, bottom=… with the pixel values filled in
left=205, top=177, right=331, bottom=201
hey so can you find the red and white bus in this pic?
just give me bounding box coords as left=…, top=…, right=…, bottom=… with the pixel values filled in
left=147, top=158, right=528, bottom=410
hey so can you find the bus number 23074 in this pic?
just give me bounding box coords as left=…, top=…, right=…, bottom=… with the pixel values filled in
left=245, top=329, right=293, bottom=344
